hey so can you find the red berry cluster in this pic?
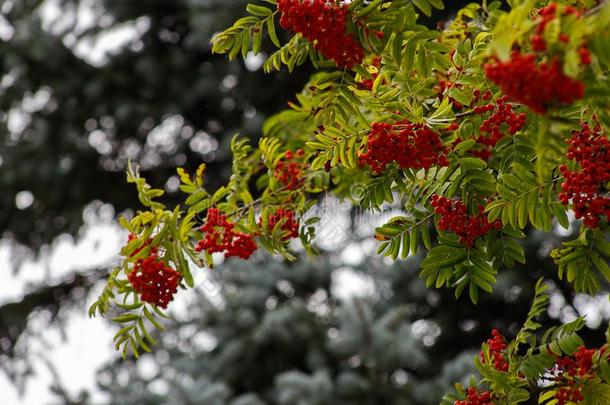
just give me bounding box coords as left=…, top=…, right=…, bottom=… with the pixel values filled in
left=470, top=88, right=493, bottom=105
left=554, top=384, right=583, bottom=405
left=554, top=345, right=597, bottom=377
left=431, top=195, right=502, bottom=247
left=277, top=0, right=364, bottom=68
left=579, top=47, right=592, bottom=65
left=454, top=387, right=493, bottom=405
left=360, top=121, right=449, bottom=173
left=436, top=80, right=463, bottom=110
left=480, top=329, right=509, bottom=372
left=530, top=3, right=581, bottom=52
left=484, top=50, right=585, bottom=115
left=195, top=208, right=258, bottom=259
left=472, top=96, right=526, bottom=160
left=274, top=149, right=306, bottom=190
left=530, top=3, right=592, bottom=66
left=358, top=72, right=379, bottom=91
left=263, top=209, right=299, bottom=240
left=127, top=243, right=182, bottom=309
left=559, top=123, right=610, bottom=228
left=552, top=345, right=600, bottom=405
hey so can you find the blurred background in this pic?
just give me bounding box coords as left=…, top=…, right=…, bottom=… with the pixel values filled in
left=1, top=1, right=609, bottom=404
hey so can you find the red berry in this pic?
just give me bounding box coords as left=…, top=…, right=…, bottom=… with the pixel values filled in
left=536, top=3, right=558, bottom=34
left=128, top=249, right=182, bottom=309
left=454, top=387, right=493, bottom=405
left=579, top=46, right=592, bottom=65
left=277, top=0, right=364, bottom=68
left=430, top=196, right=501, bottom=247
left=552, top=345, right=597, bottom=405
left=531, top=35, right=546, bottom=51
left=480, top=329, right=509, bottom=372
left=435, top=80, right=463, bottom=110
left=472, top=96, right=526, bottom=159
left=358, top=72, right=378, bottom=91
left=126, top=233, right=155, bottom=258
left=262, top=209, right=300, bottom=240
left=195, top=208, right=257, bottom=259
left=559, top=123, right=610, bottom=228
left=274, top=150, right=306, bottom=190
left=360, top=121, right=449, bottom=173
left=484, top=51, right=585, bottom=115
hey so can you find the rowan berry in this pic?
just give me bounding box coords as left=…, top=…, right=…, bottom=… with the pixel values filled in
left=274, top=150, right=306, bottom=190
left=195, top=208, right=258, bottom=259
left=484, top=51, right=585, bottom=115
left=480, top=329, right=509, bottom=372
left=436, top=80, right=463, bottom=110
left=126, top=233, right=155, bottom=258
left=573, top=345, right=595, bottom=376
left=535, top=3, right=580, bottom=37
left=263, top=209, right=300, bottom=240
left=552, top=345, right=597, bottom=405
left=536, top=3, right=558, bottom=36
left=473, top=96, right=526, bottom=159
left=559, top=123, right=610, bottom=228
left=277, top=0, right=364, bottom=68
left=485, top=3, right=591, bottom=115
left=579, top=47, right=592, bottom=65
left=447, top=122, right=459, bottom=131
left=360, top=121, right=449, bottom=173
left=430, top=195, right=502, bottom=247
left=454, top=387, right=493, bottom=405
left=555, top=387, right=583, bottom=405
left=358, top=73, right=378, bottom=91
left=531, top=35, right=546, bottom=52
left=128, top=250, right=182, bottom=309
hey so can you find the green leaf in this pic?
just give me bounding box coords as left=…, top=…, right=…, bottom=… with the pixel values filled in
left=454, top=139, right=477, bottom=154
left=468, top=281, right=479, bottom=304
left=538, top=389, right=557, bottom=404
left=112, top=314, right=140, bottom=323
left=144, top=307, right=165, bottom=331
left=253, top=24, right=263, bottom=55
left=448, top=87, right=470, bottom=106
left=412, top=0, right=432, bottom=16
left=355, top=0, right=383, bottom=18
left=583, top=383, right=610, bottom=405
left=267, top=16, right=280, bottom=47
left=592, top=252, right=610, bottom=281
left=427, top=0, right=444, bottom=9
left=246, top=4, right=272, bottom=16
left=460, top=157, right=487, bottom=171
